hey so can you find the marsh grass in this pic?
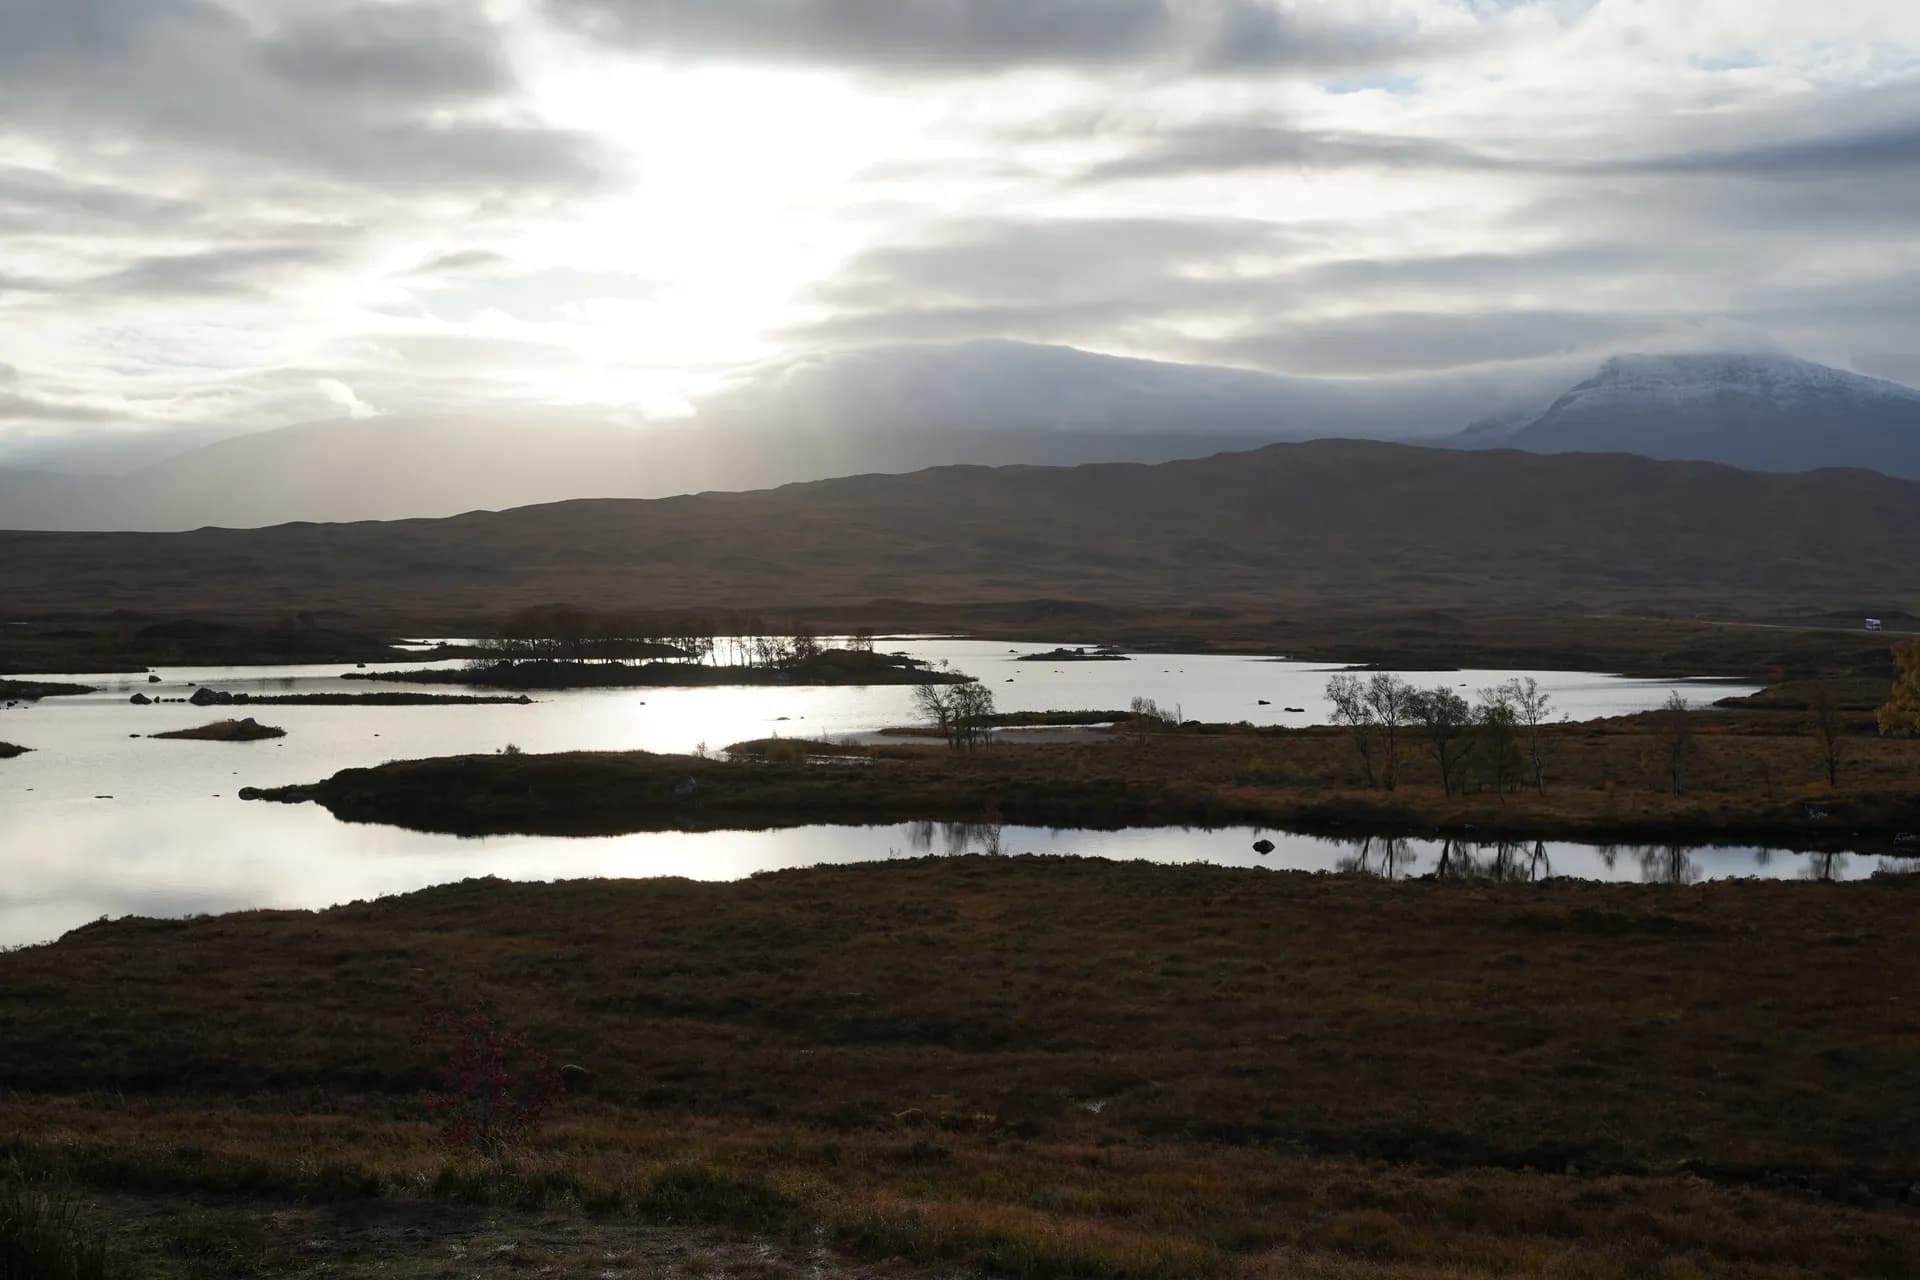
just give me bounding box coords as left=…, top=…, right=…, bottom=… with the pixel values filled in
left=0, top=1174, right=115, bottom=1280
left=264, top=702, right=1920, bottom=846
left=5, top=861, right=1920, bottom=1276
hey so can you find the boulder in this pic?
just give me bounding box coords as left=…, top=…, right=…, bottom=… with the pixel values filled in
left=1252, top=839, right=1275, bottom=855
left=129, top=693, right=151, bottom=705
left=147, top=674, right=161, bottom=683
left=189, top=687, right=219, bottom=706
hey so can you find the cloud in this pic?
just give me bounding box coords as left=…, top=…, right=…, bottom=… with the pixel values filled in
left=314, top=377, right=378, bottom=420
left=82, top=244, right=350, bottom=300
left=1213, top=308, right=1656, bottom=375
left=1075, top=122, right=1524, bottom=183
left=409, top=249, right=511, bottom=276
left=0, top=0, right=606, bottom=193
left=546, top=0, right=1438, bottom=76
left=0, top=165, right=207, bottom=236
left=794, top=214, right=1307, bottom=346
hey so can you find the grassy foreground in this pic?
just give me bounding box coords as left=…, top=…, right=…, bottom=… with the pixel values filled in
left=256, top=699, right=1920, bottom=848
left=4, top=859, right=1920, bottom=1277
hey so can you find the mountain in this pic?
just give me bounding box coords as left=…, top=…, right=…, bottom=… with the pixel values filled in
left=0, top=410, right=1287, bottom=532
left=0, top=341, right=1576, bottom=532
left=1453, top=353, right=1920, bottom=476
left=3, top=440, right=1915, bottom=625
left=8, top=345, right=1917, bottom=533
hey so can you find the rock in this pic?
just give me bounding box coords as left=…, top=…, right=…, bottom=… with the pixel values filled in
left=1253, top=839, right=1275, bottom=855
left=232, top=692, right=249, bottom=704
left=237, top=787, right=262, bottom=800
left=1257, top=699, right=1271, bottom=705
left=147, top=674, right=161, bottom=683
left=215, top=690, right=236, bottom=705
left=129, top=693, right=151, bottom=705
left=189, top=687, right=218, bottom=706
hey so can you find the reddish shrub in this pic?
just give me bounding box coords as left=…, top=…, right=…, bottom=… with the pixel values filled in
left=418, top=1011, right=562, bottom=1153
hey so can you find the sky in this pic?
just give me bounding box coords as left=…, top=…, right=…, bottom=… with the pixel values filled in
left=2, top=0, right=1918, bottom=460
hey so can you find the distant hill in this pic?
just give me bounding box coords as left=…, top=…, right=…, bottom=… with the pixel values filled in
left=0, top=341, right=1575, bottom=532
left=0, top=409, right=1286, bottom=533
left=7, top=346, right=1918, bottom=534
left=1453, top=353, right=1920, bottom=477
left=2, top=440, right=1914, bottom=625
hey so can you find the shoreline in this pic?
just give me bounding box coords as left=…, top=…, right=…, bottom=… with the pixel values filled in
left=247, top=722, right=1920, bottom=853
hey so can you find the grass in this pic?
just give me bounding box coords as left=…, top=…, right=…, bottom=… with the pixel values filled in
left=4, top=860, right=1920, bottom=1276
left=724, top=736, right=871, bottom=762
left=148, top=718, right=287, bottom=742
left=255, top=696, right=1920, bottom=847
left=0, top=1175, right=116, bottom=1279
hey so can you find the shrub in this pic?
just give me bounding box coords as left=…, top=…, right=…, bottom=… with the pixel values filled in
left=417, top=1012, right=562, bottom=1156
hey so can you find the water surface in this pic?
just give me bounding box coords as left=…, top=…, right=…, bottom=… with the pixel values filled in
left=1, top=639, right=1768, bottom=946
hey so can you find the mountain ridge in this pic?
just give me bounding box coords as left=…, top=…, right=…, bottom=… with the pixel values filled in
left=4, top=346, right=1918, bottom=532
left=2, top=439, right=1914, bottom=626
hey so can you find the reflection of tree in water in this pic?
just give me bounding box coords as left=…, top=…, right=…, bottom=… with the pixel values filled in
left=1799, top=850, right=1849, bottom=882
left=906, top=821, right=1003, bottom=857
left=1636, top=845, right=1699, bottom=886
left=1432, top=839, right=1552, bottom=882
left=1337, top=836, right=1418, bottom=880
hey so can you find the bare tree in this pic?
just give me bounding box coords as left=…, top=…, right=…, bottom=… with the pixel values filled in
left=1473, top=690, right=1525, bottom=803
left=1659, top=691, right=1694, bottom=796
left=1492, top=677, right=1554, bottom=794
left=1362, top=673, right=1416, bottom=790
left=952, top=681, right=997, bottom=753
left=1128, top=695, right=1179, bottom=735
left=913, top=682, right=957, bottom=746
left=1325, top=674, right=1378, bottom=786
left=1410, top=685, right=1475, bottom=798
left=1809, top=683, right=1844, bottom=788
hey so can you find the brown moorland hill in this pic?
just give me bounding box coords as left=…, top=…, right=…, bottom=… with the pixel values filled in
left=1, top=440, right=1916, bottom=623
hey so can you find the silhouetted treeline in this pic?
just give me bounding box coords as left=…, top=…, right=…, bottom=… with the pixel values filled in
left=479, top=606, right=878, bottom=669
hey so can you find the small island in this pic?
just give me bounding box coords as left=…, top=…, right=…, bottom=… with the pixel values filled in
left=347, top=648, right=969, bottom=690
left=150, top=717, right=288, bottom=742
left=0, top=678, right=96, bottom=701
left=0, top=741, right=29, bottom=758
left=1015, top=646, right=1129, bottom=662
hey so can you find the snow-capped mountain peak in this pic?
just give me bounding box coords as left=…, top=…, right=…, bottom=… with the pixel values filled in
left=1451, top=352, right=1920, bottom=477
left=1554, top=352, right=1920, bottom=412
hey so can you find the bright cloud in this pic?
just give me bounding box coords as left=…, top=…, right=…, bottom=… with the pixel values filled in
left=0, top=0, right=1916, bottom=457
